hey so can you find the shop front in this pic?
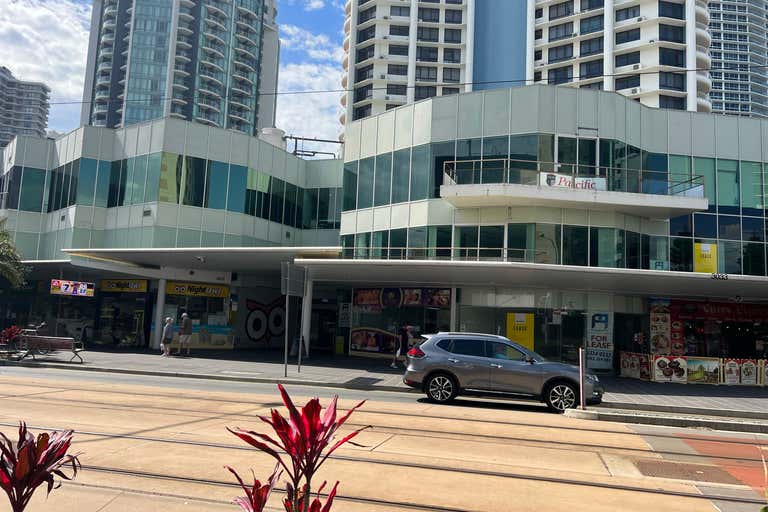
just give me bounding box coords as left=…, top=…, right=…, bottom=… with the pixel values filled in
left=620, top=299, right=768, bottom=386
left=94, top=279, right=151, bottom=348
left=349, top=287, right=451, bottom=357
left=157, top=281, right=234, bottom=350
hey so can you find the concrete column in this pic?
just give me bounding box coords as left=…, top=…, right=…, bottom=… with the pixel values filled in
left=685, top=0, right=698, bottom=111
left=449, top=287, right=458, bottom=331
left=152, top=278, right=167, bottom=350
left=300, top=276, right=313, bottom=357
left=465, top=0, right=475, bottom=92
left=603, top=0, right=615, bottom=91
left=406, top=0, right=419, bottom=103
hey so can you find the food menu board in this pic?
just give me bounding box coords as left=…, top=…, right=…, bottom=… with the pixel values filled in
left=653, top=355, right=687, bottom=383
left=724, top=358, right=759, bottom=385
left=722, top=359, right=741, bottom=385
left=741, top=359, right=758, bottom=385
left=620, top=352, right=651, bottom=380
left=762, top=360, right=768, bottom=386
left=649, top=300, right=671, bottom=355
left=353, top=288, right=451, bottom=311
left=686, top=357, right=720, bottom=384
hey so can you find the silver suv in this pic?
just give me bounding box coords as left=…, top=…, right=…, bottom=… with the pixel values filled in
left=403, top=332, right=603, bottom=412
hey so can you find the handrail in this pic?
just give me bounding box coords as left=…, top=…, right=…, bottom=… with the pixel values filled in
left=442, top=158, right=705, bottom=197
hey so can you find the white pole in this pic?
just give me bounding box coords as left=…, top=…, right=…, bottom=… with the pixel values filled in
left=152, top=278, right=166, bottom=351
left=283, top=265, right=289, bottom=378
left=578, top=347, right=586, bottom=409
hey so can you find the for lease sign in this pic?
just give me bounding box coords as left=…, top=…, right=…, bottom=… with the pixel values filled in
left=586, top=312, right=614, bottom=370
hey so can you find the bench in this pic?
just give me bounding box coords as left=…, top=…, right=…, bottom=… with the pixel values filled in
left=20, top=335, right=85, bottom=363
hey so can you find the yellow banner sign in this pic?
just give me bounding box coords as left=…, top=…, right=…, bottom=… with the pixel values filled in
left=506, top=313, right=535, bottom=351
left=100, top=279, right=148, bottom=293
left=166, top=281, right=229, bottom=298
left=694, top=242, right=718, bottom=273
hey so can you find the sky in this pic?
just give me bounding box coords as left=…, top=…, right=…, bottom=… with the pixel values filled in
left=0, top=0, right=345, bottom=148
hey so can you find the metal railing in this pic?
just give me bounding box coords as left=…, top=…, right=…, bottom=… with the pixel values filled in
left=443, top=158, right=705, bottom=198
left=342, top=246, right=543, bottom=262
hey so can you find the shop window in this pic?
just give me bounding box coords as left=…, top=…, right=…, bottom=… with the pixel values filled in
left=342, top=162, right=358, bottom=211
left=740, top=161, right=762, bottom=216
left=205, top=160, right=229, bottom=210
left=590, top=227, right=624, bottom=268
left=670, top=237, right=693, bottom=272
left=456, top=225, right=479, bottom=260
left=742, top=243, right=765, bottom=276
left=227, top=164, right=247, bottom=214
left=535, top=224, right=561, bottom=264
left=479, top=225, right=504, bottom=260
left=563, top=226, right=588, bottom=266
left=693, top=157, right=716, bottom=211
left=182, top=156, right=207, bottom=208
left=507, top=223, right=534, bottom=262
left=670, top=215, right=692, bottom=237
left=693, top=213, right=717, bottom=238
left=389, top=228, right=407, bottom=259
left=718, top=240, right=742, bottom=274
left=392, top=149, right=410, bottom=204
left=718, top=215, right=740, bottom=240
left=742, top=217, right=764, bottom=242
left=374, top=153, right=392, bottom=206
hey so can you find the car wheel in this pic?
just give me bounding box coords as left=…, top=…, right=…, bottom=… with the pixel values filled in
left=425, top=373, right=458, bottom=403
left=545, top=381, right=577, bottom=413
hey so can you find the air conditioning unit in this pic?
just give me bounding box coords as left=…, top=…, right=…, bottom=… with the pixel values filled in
left=380, top=74, right=386, bottom=79
left=383, top=15, right=389, bottom=20
left=571, top=32, right=579, bottom=38
left=632, top=63, right=642, bottom=70
left=630, top=87, right=641, bottom=94
left=636, top=16, right=646, bottom=22
left=385, top=95, right=391, bottom=100
left=649, top=39, right=656, bottom=43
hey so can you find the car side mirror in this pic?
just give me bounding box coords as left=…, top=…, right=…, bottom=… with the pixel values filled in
left=525, top=356, right=535, bottom=364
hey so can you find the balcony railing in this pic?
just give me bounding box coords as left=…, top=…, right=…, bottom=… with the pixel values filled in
left=443, top=158, right=705, bottom=197
left=341, top=246, right=541, bottom=262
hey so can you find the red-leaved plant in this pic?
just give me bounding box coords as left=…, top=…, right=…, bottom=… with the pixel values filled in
left=227, top=384, right=367, bottom=512
left=0, top=422, right=81, bottom=512
left=0, top=326, right=22, bottom=346
left=225, top=465, right=281, bottom=512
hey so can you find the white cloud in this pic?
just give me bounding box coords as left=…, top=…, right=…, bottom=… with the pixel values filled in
left=275, top=62, right=344, bottom=152
left=280, top=24, right=344, bottom=62
left=304, top=0, right=325, bottom=11
left=0, top=0, right=91, bottom=132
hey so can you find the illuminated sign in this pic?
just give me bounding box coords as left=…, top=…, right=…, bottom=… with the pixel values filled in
left=50, top=279, right=95, bottom=297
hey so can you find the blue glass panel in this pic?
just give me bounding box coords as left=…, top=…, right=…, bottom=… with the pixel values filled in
left=227, top=164, right=247, bottom=213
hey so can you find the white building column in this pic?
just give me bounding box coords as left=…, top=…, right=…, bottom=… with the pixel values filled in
left=685, top=0, right=698, bottom=111
left=525, top=0, right=535, bottom=83
left=406, top=0, right=419, bottom=103
left=300, top=275, right=313, bottom=357
left=603, top=0, right=615, bottom=91
left=152, top=278, right=167, bottom=350
left=465, top=0, right=476, bottom=92
left=449, top=287, right=458, bottom=331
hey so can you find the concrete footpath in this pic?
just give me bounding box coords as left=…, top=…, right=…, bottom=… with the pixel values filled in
left=2, top=348, right=768, bottom=421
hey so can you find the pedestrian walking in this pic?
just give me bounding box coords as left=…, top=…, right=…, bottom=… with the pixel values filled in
left=160, top=317, right=174, bottom=357
left=391, top=324, right=411, bottom=369
left=178, top=312, right=192, bottom=357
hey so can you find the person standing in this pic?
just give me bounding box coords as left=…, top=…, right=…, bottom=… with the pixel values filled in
left=178, top=312, right=192, bottom=357
left=391, top=324, right=410, bottom=369
left=161, top=317, right=174, bottom=357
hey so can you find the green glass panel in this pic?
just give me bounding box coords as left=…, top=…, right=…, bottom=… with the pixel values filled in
left=740, top=161, right=762, bottom=211
left=284, top=182, right=297, bottom=226
left=410, top=145, right=431, bottom=201
left=123, top=158, right=135, bottom=205
left=95, top=160, right=111, bottom=207
left=342, top=162, right=358, bottom=211
left=479, top=225, right=504, bottom=259
left=507, top=223, right=534, bottom=262
left=206, top=160, right=229, bottom=210
left=389, top=228, right=407, bottom=259
left=455, top=225, right=478, bottom=260
left=357, top=157, right=374, bottom=208
left=716, top=159, right=739, bottom=208
left=563, top=225, right=588, bottom=266
left=718, top=240, right=742, bottom=274
left=392, top=150, right=410, bottom=204
left=145, top=153, right=162, bottom=203
left=371, top=230, right=389, bottom=259
left=408, top=226, right=427, bottom=258
left=133, top=155, right=148, bottom=204
left=374, top=153, right=392, bottom=206
left=269, top=177, right=285, bottom=223
left=227, top=164, right=247, bottom=213
left=19, top=167, right=46, bottom=212
left=182, top=156, right=207, bottom=207
left=303, top=188, right=318, bottom=229
left=159, top=153, right=181, bottom=203
left=693, top=157, right=715, bottom=204
left=535, top=224, right=561, bottom=264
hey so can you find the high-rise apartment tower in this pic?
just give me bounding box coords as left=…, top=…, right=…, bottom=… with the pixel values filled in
left=80, top=0, right=280, bottom=134
left=0, top=66, right=50, bottom=148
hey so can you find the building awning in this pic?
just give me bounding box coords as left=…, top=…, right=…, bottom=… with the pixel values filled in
left=295, top=258, right=768, bottom=303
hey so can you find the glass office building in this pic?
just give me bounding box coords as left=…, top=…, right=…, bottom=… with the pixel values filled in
left=81, top=0, right=279, bottom=133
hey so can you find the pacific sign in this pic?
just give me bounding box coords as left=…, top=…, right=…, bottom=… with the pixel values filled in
left=539, top=172, right=607, bottom=191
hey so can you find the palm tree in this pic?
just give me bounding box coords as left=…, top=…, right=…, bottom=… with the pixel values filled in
left=0, top=221, right=27, bottom=289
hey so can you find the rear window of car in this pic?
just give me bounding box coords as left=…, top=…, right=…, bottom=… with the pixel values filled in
left=436, top=339, right=452, bottom=351
left=446, top=338, right=486, bottom=357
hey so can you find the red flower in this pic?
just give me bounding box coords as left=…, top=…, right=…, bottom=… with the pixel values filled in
left=225, top=465, right=281, bottom=512
left=0, top=422, right=81, bottom=512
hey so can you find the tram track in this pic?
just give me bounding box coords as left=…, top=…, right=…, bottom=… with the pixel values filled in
left=0, top=419, right=765, bottom=503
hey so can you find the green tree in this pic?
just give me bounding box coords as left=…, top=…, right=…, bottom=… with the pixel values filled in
left=0, top=223, right=28, bottom=288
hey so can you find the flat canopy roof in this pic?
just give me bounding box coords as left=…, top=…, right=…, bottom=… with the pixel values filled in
left=295, top=258, right=768, bottom=303
left=63, top=247, right=341, bottom=273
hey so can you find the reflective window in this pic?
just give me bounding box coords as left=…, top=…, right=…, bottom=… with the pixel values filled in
left=389, top=228, right=407, bottom=259
left=342, top=162, right=358, bottom=211
left=740, top=161, right=762, bottom=215
left=563, top=225, right=588, bottom=266
left=693, top=157, right=716, bottom=210
left=357, top=157, right=374, bottom=209
left=718, top=241, right=741, bottom=274
left=95, top=160, right=111, bottom=207
left=19, top=167, right=46, bottom=212
left=159, top=153, right=182, bottom=204
left=392, top=149, right=410, bottom=204
left=590, top=227, right=624, bottom=268
left=742, top=217, right=764, bottom=242
left=269, top=178, right=285, bottom=223
left=742, top=243, right=765, bottom=276
left=206, top=161, right=229, bottom=210
left=410, top=145, right=431, bottom=201
left=374, top=153, right=392, bottom=206
left=479, top=225, right=504, bottom=259
left=670, top=237, right=693, bottom=272
left=670, top=215, right=692, bottom=237
left=456, top=226, right=479, bottom=259
left=408, top=226, right=427, bottom=259
left=535, top=224, right=561, bottom=264
left=428, top=225, right=452, bottom=259
left=693, top=213, right=717, bottom=238
left=227, top=165, right=247, bottom=213
left=130, top=155, right=148, bottom=205
left=716, top=159, right=739, bottom=213
left=145, top=153, right=161, bottom=203
left=507, top=223, right=534, bottom=262
left=182, top=156, right=207, bottom=207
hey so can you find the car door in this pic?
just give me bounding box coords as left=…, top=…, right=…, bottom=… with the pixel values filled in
left=487, top=341, right=542, bottom=395
left=443, top=338, right=491, bottom=390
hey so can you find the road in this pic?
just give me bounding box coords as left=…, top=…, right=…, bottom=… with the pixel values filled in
left=0, top=367, right=766, bottom=512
